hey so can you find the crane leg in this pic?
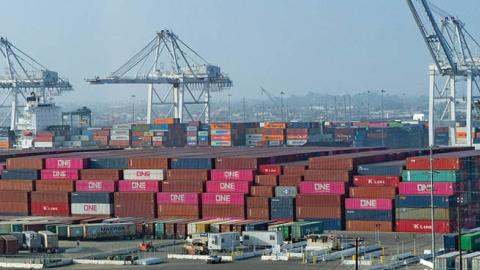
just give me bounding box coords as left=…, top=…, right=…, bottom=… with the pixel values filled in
left=428, top=65, right=435, bottom=146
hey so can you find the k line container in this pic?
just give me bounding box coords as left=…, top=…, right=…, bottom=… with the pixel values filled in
left=345, top=198, right=393, bottom=210
left=299, top=181, right=346, bottom=195
left=118, top=180, right=160, bottom=192
left=156, top=192, right=199, bottom=205
left=45, top=158, right=86, bottom=169
left=353, top=176, right=400, bottom=187
left=259, top=165, right=282, bottom=175
left=41, top=169, right=79, bottom=180
left=75, top=180, right=117, bottom=192
left=398, top=182, right=456, bottom=196
left=210, top=170, right=254, bottom=182
left=206, top=181, right=250, bottom=193
left=395, top=220, right=453, bottom=233
left=123, top=169, right=165, bottom=180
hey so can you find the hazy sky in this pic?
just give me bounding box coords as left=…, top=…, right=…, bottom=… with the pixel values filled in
left=1, top=0, right=479, bottom=104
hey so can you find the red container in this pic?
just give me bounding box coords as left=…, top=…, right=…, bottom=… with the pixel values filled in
left=296, top=195, right=343, bottom=207
left=202, top=193, right=245, bottom=205
left=398, top=182, right=456, bottom=196
left=157, top=204, right=200, bottom=219
left=36, top=180, right=75, bottom=192
left=247, top=208, right=270, bottom=219
left=161, top=181, right=204, bottom=193
left=299, top=181, right=346, bottom=195
left=0, top=180, right=35, bottom=191
left=395, top=220, right=453, bottom=233
left=346, top=220, right=393, bottom=232
left=353, top=176, right=400, bottom=187
left=45, top=158, right=86, bottom=169
left=206, top=181, right=250, bottom=193
left=128, top=157, right=169, bottom=169
left=250, top=186, right=274, bottom=197
left=279, top=175, right=302, bottom=186
left=156, top=192, right=199, bottom=205
left=75, top=180, right=117, bottom=192
left=31, top=191, right=70, bottom=216
left=345, top=198, right=393, bottom=210
left=118, top=180, right=160, bottom=192
left=255, top=175, right=278, bottom=186
left=349, top=186, right=397, bottom=199
left=304, top=170, right=352, bottom=182
left=41, top=169, right=79, bottom=180
left=283, top=165, right=306, bottom=175
left=114, top=192, right=156, bottom=219
left=406, top=156, right=461, bottom=170
left=202, top=204, right=245, bottom=220
left=210, top=169, right=254, bottom=182
left=167, top=169, right=209, bottom=181
left=80, top=169, right=122, bottom=181
left=247, top=197, right=270, bottom=208
left=259, top=165, right=282, bottom=175
left=296, top=206, right=343, bottom=219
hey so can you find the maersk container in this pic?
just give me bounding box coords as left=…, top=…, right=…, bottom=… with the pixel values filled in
left=291, top=221, right=324, bottom=239
left=83, top=223, right=136, bottom=240
left=170, top=158, right=214, bottom=169
left=242, top=231, right=284, bottom=247
left=345, top=210, right=393, bottom=221
left=443, top=234, right=458, bottom=252
left=275, top=186, right=298, bottom=197
left=395, top=195, right=457, bottom=209
left=402, top=170, right=462, bottom=182
left=435, top=251, right=458, bottom=270
left=455, top=251, right=480, bottom=269
left=462, top=232, right=480, bottom=251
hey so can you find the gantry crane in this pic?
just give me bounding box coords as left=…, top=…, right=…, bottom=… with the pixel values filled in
left=260, top=86, right=286, bottom=121
left=406, top=0, right=480, bottom=146
left=86, top=30, right=232, bottom=124
left=0, top=37, right=72, bottom=130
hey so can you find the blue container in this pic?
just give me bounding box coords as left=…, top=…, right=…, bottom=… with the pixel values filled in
left=245, top=221, right=270, bottom=231
left=270, top=207, right=295, bottom=220
left=1, top=169, right=39, bottom=180
left=443, top=234, right=458, bottom=252
left=357, top=160, right=405, bottom=176
left=395, top=195, right=457, bottom=208
left=270, top=197, right=295, bottom=208
left=149, top=124, right=169, bottom=131
left=345, top=210, right=393, bottom=221
left=170, top=158, right=214, bottom=169
left=298, top=218, right=343, bottom=231
left=287, top=122, right=311, bottom=128
left=70, top=192, right=113, bottom=204
left=89, top=158, right=128, bottom=169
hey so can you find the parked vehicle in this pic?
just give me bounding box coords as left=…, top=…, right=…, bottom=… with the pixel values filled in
left=206, top=255, right=222, bottom=264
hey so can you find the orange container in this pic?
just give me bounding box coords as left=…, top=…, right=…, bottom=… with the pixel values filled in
left=263, top=122, right=287, bottom=129
left=210, top=123, right=232, bottom=130
left=153, top=118, right=179, bottom=124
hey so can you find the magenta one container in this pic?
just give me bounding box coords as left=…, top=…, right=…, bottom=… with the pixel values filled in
left=156, top=192, right=199, bottom=205
left=45, top=158, right=86, bottom=169
left=206, top=181, right=250, bottom=193
left=76, top=180, right=117, bottom=192
left=201, top=193, right=246, bottom=205
left=41, top=169, right=79, bottom=180
left=210, top=169, right=254, bottom=182
left=345, top=198, right=393, bottom=210
left=118, top=180, right=160, bottom=192
left=299, top=181, right=346, bottom=195
left=398, top=182, right=456, bottom=196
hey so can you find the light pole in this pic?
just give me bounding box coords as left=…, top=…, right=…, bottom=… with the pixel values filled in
left=280, top=91, right=285, bottom=121
left=381, top=90, right=386, bottom=147
left=131, top=94, right=136, bottom=123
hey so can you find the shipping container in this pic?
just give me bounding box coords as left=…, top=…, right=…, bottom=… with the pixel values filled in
left=118, top=180, right=161, bottom=192
left=75, top=180, right=117, bottom=192
left=210, top=169, right=254, bottom=182
left=123, top=169, right=165, bottom=181
left=345, top=198, right=393, bottom=210
left=345, top=210, right=393, bottom=221
left=114, top=192, right=156, bottom=219
left=346, top=220, right=393, bottom=232
left=395, top=195, right=457, bottom=208
left=299, top=181, right=346, bottom=195
left=353, top=175, right=400, bottom=187
left=395, top=220, right=453, bottom=233
left=45, top=158, right=86, bottom=169
left=41, top=169, right=79, bottom=180
left=207, top=181, right=250, bottom=193
left=398, top=182, right=456, bottom=196
left=349, top=186, right=397, bottom=199
left=80, top=169, right=122, bottom=181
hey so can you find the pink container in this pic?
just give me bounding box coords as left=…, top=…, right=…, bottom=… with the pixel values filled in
left=202, top=193, right=245, bottom=205
left=76, top=180, right=117, bottom=192
left=206, top=181, right=250, bottom=193
left=118, top=180, right=160, bottom=192
left=299, top=181, right=346, bottom=195
left=45, top=158, right=86, bottom=169
left=398, top=182, right=456, bottom=196
left=156, top=192, right=199, bottom=205
left=41, top=169, right=79, bottom=180
left=210, top=170, right=254, bottom=182
left=367, top=122, right=388, bottom=128
left=345, top=198, right=393, bottom=210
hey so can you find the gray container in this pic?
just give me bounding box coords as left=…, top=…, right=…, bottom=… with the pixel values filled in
left=456, top=251, right=480, bottom=270
left=70, top=192, right=113, bottom=204
left=435, top=251, right=458, bottom=270
left=1, top=169, right=39, bottom=180
left=275, top=186, right=297, bottom=198
left=270, top=197, right=295, bottom=208
left=22, top=231, right=42, bottom=251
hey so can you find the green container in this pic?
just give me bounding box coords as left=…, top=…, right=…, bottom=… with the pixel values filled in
left=56, top=225, right=68, bottom=239
left=155, top=222, right=165, bottom=238
left=461, top=231, right=480, bottom=251
left=291, top=221, right=324, bottom=239
left=68, top=225, right=84, bottom=239
left=132, top=124, right=150, bottom=132
left=402, top=170, right=462, bottom=182
left=388, top=122, right=403, bottom=128
left=10, top=224, right=23, bottom=232
left=279, top=222, right=294, bottom=240
left=396, top=208, right=455, bottom=221
left=0, top=224, right=11, bottom=234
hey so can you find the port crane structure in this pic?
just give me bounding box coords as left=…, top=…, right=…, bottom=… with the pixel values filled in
left=407, top=0, right=480, bottom=146
left=86, top=30, right=232, bottom=124
left=0, top=37, right=72, bottom=130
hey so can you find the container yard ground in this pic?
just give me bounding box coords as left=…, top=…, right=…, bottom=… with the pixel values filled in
left=0, top=231, right=442, bottom=269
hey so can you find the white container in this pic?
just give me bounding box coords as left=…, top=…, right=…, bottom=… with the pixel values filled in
left=110, top=135, right=130, bottom=140
left=71, top=203, right=113, bottom=215
left=111, top=129, right=131, bottom=136
left=152, top=136, right=164, bottom=142
left=123, top=169, right=165, bottom=180
left=246, top=134, right=263, bottom=140
left=34, top=141, right=54, bottom=148
left=242, top=231, right=283, bottom=247
left=113, top=124, right=132, bottom=130
left=208, top=232, right=241, bottom=252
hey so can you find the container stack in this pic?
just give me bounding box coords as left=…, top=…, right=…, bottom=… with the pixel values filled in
left=0, top=128, right=13, bottom=149
left=186, top=121, right=200, bottom=147
left=71, top=192, right=113, bottom=216
left=131, top=124, right=152, bottom=147
left=210, top=123, right=249, bottom=147
left=262, top=122, right=286, bottom=147
left=395, top=151, right=480, bottom=233
left=157, top=192, right=201, bottom=219
left=109, top=124, right=131, bottom=147
left=197, top=124, right=210, bottom=147
left=245, top=127, right=264, bottom=147
left=92, top=128, right=110, bottom=146
left=201, top=193, right=246, bottom=219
